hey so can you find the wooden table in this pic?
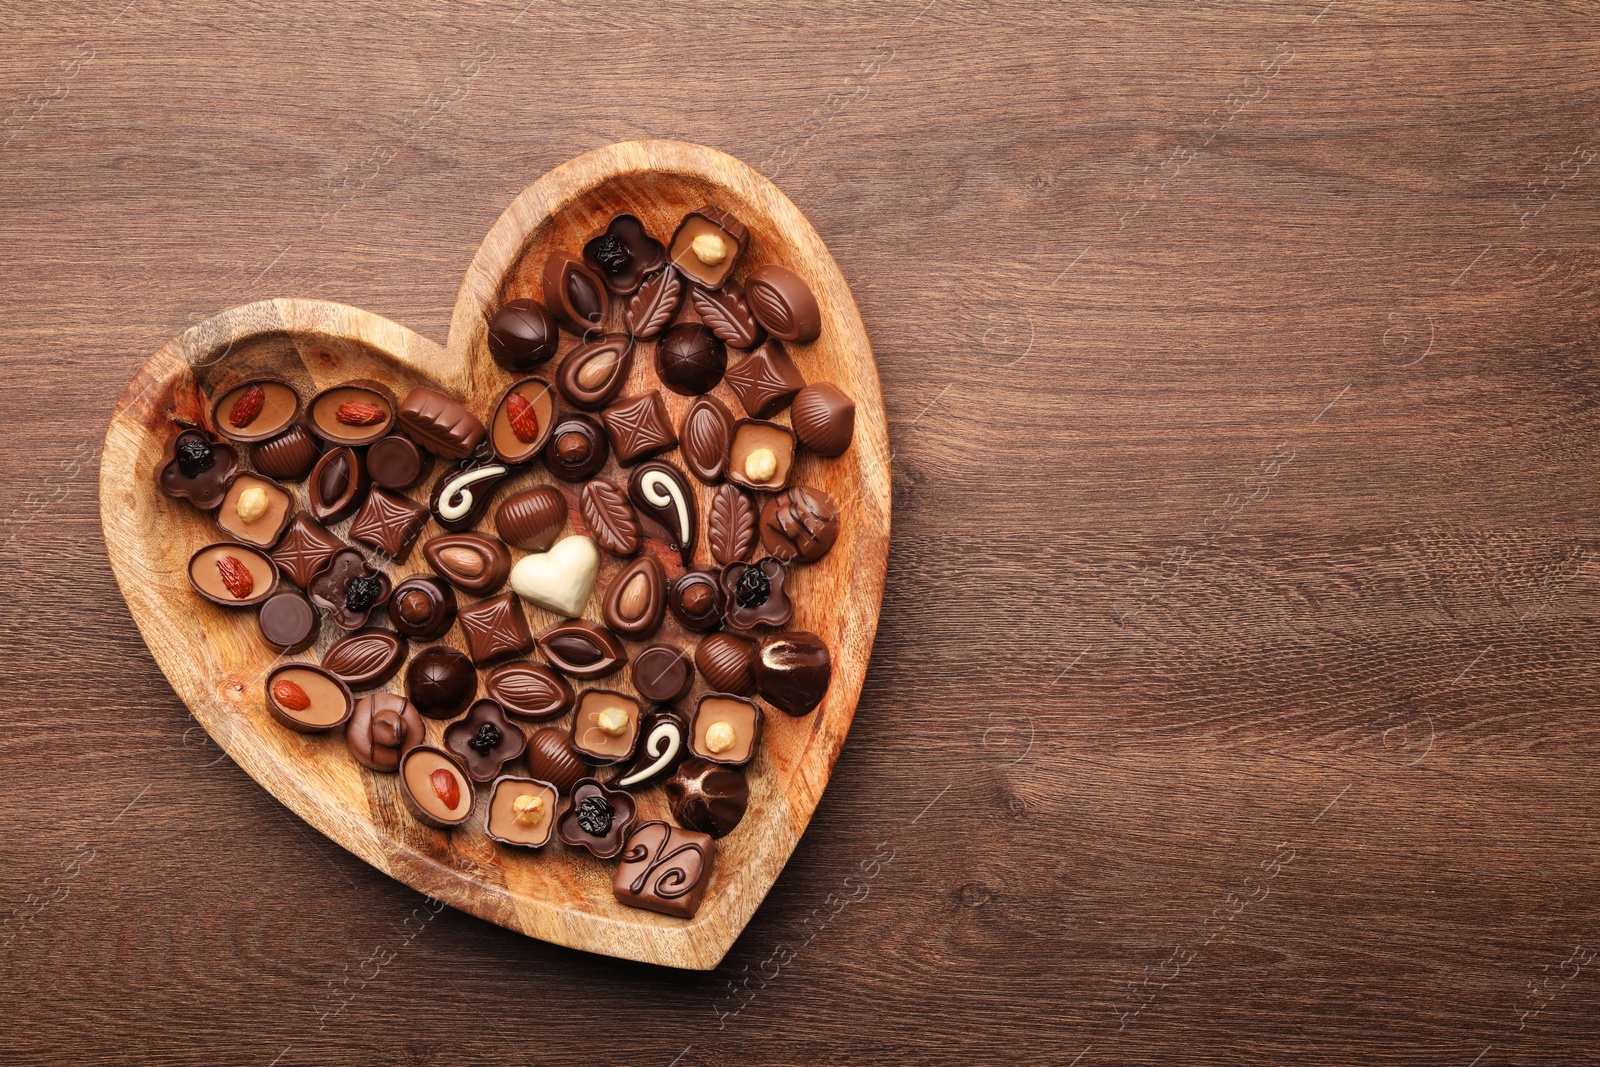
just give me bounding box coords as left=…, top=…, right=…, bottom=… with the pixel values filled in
left=3, top=2, right=1597, bottom=1063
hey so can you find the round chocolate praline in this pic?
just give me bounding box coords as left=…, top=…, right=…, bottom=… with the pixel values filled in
left=543, top=412, right=609, bottom=482
left=257, top=590, right=318, bottom=653
left=655, top=323, right=727, bottom=396
left=406, top=645, right=477, bottom=719
left=632, top=643, right=694, bottom=704
left=389, top=575, right=457, bottom=640
left=668, top=569, right=725, bottom=632
left=487, top=299, right=560, bottom=372
left=366, top=433, right=431, bottom=490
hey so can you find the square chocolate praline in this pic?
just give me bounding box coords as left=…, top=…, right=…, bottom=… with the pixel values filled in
left=456, top=591, right=534, bottom=665
left=601, top=391, right=678, bottom=466
left=348, top=487, right=429, bottom=561
left=613, top=821, right=716, bottom=919
left=724, top=341, right=806, bottom=419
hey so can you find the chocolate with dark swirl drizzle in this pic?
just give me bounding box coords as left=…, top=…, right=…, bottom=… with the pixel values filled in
left=612, top=821, right=715, bottom=919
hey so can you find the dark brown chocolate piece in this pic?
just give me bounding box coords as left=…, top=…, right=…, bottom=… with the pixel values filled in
left=760, top=485, right=841, bottom=563
left=308, top=381, right=396, bottom=448
left=265, top=663, right=352, bottom=733
left=695, top=632, right=758, bottom=696
left=216, top=474, right=295, bottom=549
left=613, top=821, right=715, bottom=918
left=494, top=486, right=567, bottom=551
left=601, top=392, right=678, bottom=466
left=307, top=548, right=391, bottom=629
left=690, top=693, right=762, bottom=767
left=720, top=557, right=792, bottom=630
left=269, top=514, right=342, bottom=588
left=398, top=746, right=473, bottom=829
left=406, top=644, right=477, bottom=718
left=668, top=204, right=748, bottom=289
left=213, top=377, right=301, bottom=443
left=579, top=479, right=641, bottom=557
left=307, top=446, right=369, bottom=524
left=668, top=568, right=725, bottom=632
left=583, top=214, right=665, bottom=295
left=537, top=619, right=626, bottom=680
left=257, top=591, right=318, bottom=653
left=389, top=574, right=456, bottom=640
left=655, top=323, right=726, bottom=396
left=690, top=282, right=765, bottom=350
left=189, top=543, right=278, bottom=607
left=745, top=264, right=822, bottom=344
left=444, top=699, right=527, bottom=783
left=632, top=643, right=694, bottom=705
left=614, top=707, right=690, bottom=791
left=487, top=299, right=560, bottom=372
left=456, top=591, right=534, bottom=665
left=625, top=267, right=683, bottom=339
left=541, top=250, right=609, bottom=335
left=485, top=776, right=560, bottom=849
left=707, top=484, right=758, bottom=566
left=602, top=554, right=667, bottom=639
left=628, top=461, right=697, bottom=564
left=429, top=456, right=512, bottom=532
left=680, top=394, right=735, bottom=485
left=251, top=424, right=320, bottom=482
left=322, top=628, right=406, bottom=690
left=790, top=383, right=856, bottom=457
left=483, top=660, right=573, bottom=721
left=543, top=412, right=609, bottom=481
left=556, top=333, right=635, bottom=411
left=348, top=488, right=429, bottom=561
left=489, top=377, right=557, bottom=464
left=756, top=631, right=831, bottom=716
left=725, top=340, right=807, bottom=419
left=666, top=759, right=749, bottom=839
left=346, top=691, right=424, bottom=772
left=366, top=433, right=432, bottom=490
left=558, top=778, right=638, bottom=859
left=424, top=532, right=512, bottom=595
left=159, top=429, right=238, bottom=510
left=525, top=726, right=587, bottom=793
left=727, top=419, right=796, bottom=493
left=396, top=387, right=486, bottom=460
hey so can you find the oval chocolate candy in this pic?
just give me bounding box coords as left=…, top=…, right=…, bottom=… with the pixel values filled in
left=321, top=628, right=406, bottom=690
left=680, top=394, right=735, bottom=485
left=483, top=660, right=574, bottom=721
left=601, top=554, right=667, bottom=639
left=424, top=532, right=512, bottom=595
left=555, top=332, right=633, bottom=410
left=537, top=619, right=626, bottom=680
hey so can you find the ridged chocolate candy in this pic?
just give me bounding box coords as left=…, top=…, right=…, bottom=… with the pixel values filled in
left=724, top=340, right=806, bottom=418
left=745, top=264, right=822, bottom=344
left=789, top=382, right=856, bottom=457
left=397, top=387, right=486, bottom=460
left=483, top=660, right=573, bottom=721
left=759, top=486, right=841, bottom=564
left=494, top=486, right=568, bottom=551
left=525, top=726, right=587, bottom=793
left=680, top=394, right=735, bottom=484
left=251, top=424, right=320, bottom=481
left=695, top=632, right=758, bottom=695
left=322, top=628, right=406, bottom=690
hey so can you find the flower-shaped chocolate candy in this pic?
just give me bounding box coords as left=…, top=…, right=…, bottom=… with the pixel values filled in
left=444, top=699, right=527, bottom=783
left=555, top=777, right=637, bottom=859
left=719, top=557, right=791, bottom=629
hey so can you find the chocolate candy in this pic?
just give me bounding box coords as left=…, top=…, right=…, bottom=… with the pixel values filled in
left=756, top=631, right=831, bottom=716
left=398, top=746, right=473, bottom=829
left=494, top=486, right=567, bottom=552
left=727, top=419, right=796, bottom=492
left=525, top=726, right=587, bottom=793
left=487, top=299, right=560, bottom=372
left=707, top=484, right=758, bottom=565
left=570, top=689, right=641, bottom=764
left=579, top=479, right=641, bottom=557
left=396, top=387, right=486, bottom=459
left=216, top=473, right=295, bottom=548
left=322, top=628, right=406, bottom=690
left=485, top=776, right=559, bottom=849
left=790, top=383, right=856, bottom=457
left=269, top=514, right=342, bottom=588
left=456, top=591, right=534, bottom=665
left=257, top=590, right=318, bottom=653
left=266, top=664, right=353, bottom=734
left=430, top=456, right=511, bottom=532
left=690, top=693, right=762, bottom=767
left=666, top=759, right=749, bottom=839
left=188, top=543, right=278, bottom=607
left=761, top=485, right=841, bottom=563
left=668, top=204, right=747, bottom=289
left=307, top=446, right=369, bottom=524
left=489, top=377, right=557, bottom=464
left=583, top=214, right=666, bottom=295
left=694, top=632, right=758, bottom=696
left=509, top=534, right=600, bottom=616
left=541, top=250, right=609, bottom=335
left=159, top=429, right=238, bottom=510
left=348, top=487, right=429, bottom=561
left=614, top=707, right=690, bottom=791
left=601, top=391, right=678, bottom=466
left=444, top=699, right=527, bottom=783
left=213, top=377, right=301, bottom=443
left=745, top=264, right=822, bottom=344
left=625, top=267, right=683, bottom=339
left=537, top=619, right=626, bottom=680
left=308, top=548, right=391, bottom=629
left=613, top=821, right=715, bottom=918
left=690, top=282, right=765, bottom=351
left=307, top=381, right=396, bottom=447
left=366, top=433, right=432, bottom=490
left=558, top=778, right=638, bottom=859
left=632, top=643, right=694, bottom=705
left=629, top=461, right=697, bottom=564
left=346, top=691, right=425, bottom=772
left=483, top=660, right=572, bottom=721
left=424, top=532, right=512, bottom=595
left=406, top=644, right=477, bottom=718
left=668, top=568, right=725, bottom=632
left=720, top=557, right=792, bottom=630
left=251, top=424, right=320, bottom=482
left=556, top=333, right=634, bottom=411
left=680, top=394, right=735, bottom=484
left=655, top=323, right=726, bottom=396
left=725, top=340, right=806, bottom=419
left=543, top=412, right=609, bottom=481
left=602, top=554, right=667, bottom=639
left=389, top=574, right=457, bottom=640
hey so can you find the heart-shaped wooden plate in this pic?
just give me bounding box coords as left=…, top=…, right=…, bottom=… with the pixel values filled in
left=99, top=141, right=890, bottom=969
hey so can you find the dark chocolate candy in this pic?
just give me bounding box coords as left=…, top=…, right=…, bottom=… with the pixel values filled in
left=487, top=299, right=559, bottom=372
left=668, top=204, right=747, bottom=289
left=720, top=557, right=792, bottom=630
left=348, top=488, right=429, bottom=561
left=601, top=391, right=678, bottom=466
left=613, top=821, right=715, bottom=918
left=346, top=691, right=425, bottom=772
left=269, top=514, right=342, bottom=588
left=406, top=644, right=477, bottom=718
left=398, top=746, right=473, bottom=829
left=668, top=568, right=725, bottom=632
left=430, top=456, right=512, bottom=532
left=525, top=726, right=587, bottom=793
left=583, top=214, right=665, bottom=295
left=537, top=619, right=626, bottom=680
left=483, top=660, right=573, bottom=721
left=159, top=429, right=238, bottom=510
left=707, top=484, right=758, bottom=566
left=543, top=412, right=609, bottom=481
left=756, top=631, right=831, bottom=716
left=307, top=446, right=369, bottom=524
left=680, top=394, right=736, bottom=485
left=694, top=631, right=758, bottom=695
left=625, top=267, right=683, bottom=339
left=602, top=554, right=667, bottom=639
left=307, top=381, right=396, bottom=448
left=725, top=340, right=806, bottom=418
left=251, top=424, right=320, bottom=482
left=189, top=543, right=278, bottom=607
left=745, top=264, right=822, bottom=344
left=556, top=333, right=635, bottom=411
left=655, top=323, right=726, bottom=396
left=614, top=707, right=690, bottom=791
left=213, top=377, right=301, bottom=444
left=443, top=699, right=527, bottom=783
left=322, top=628, right=406, bottom=690
left=257, top=590, right=318, bottom=653
left=727, top=419, right=796, bottom=493
left=541, top=250, right=609, bottom=335
left=689, top=693, right=762, bottom=767
left=265, top=663, right=352, bottom=733
left=579, top=478, right=641, bottom=557
left=557, top=778, right=638, bottom=859
left=389, top=574, right=457, bottom=640
left=424, top=532, right=512, bottom=595
left=789, top=383, right=856, bottom=457
left=628, top=461, right=697, bottom=564
left=494, top=486, right=567, bottom=551
left=216, top=474, right=295, bottom=549
left=760, top=485, right=841, bottom=563
left=366, top=433, right=432, bottom=490
left=307, top=548, right=391, bottom=629
left=632, top=643, right=694, bottom=705
left=666, top=759, right=749, bottom=839
left=456, top=591, right=534, bottom=665
left=489, top=377, right=557, bottom=464
left=690, top=282, right=765, bottom=351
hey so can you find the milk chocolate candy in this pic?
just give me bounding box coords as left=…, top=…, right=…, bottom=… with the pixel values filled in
left=707, top=484, right=758, bottom=565
left=745, top=264, right=822, bottom=344
left=348, top=487, right=429, bottom=561
left=537, top=619, right=626, bottom=680
left=365, top=433, right=432, bottom=490
left=307, top=380, right=396, bottom=448
left=265, top=664, right=352, bottom=734
left=487, top=298, right=559, bottom=372
left=494, top=486, right=567, bottom=552
left=430, top=456, right=512, bottom=532
left=690, top=282, right=765, bottom=351
left=727, top=419, right=796, bottom=493
left=631, top=643, right=693, bottom=705
left=583, top=214, right=666, bottom=295
left=159, top=429, right=238, bottom=510
left=760, top=485, right=841, bottom=563
left=569, top=689, right=642, bottom=764
left=456, top=591, right=535, bottom=666
left=541, top=250, right=609, bottom=335
left=690, top=693, right=762, bottom=767
left=614, top=707, right=690, bottom=791
left=668, top=205, right=747, bottom=289
left=484, top=660, right=573, bottom=721
left=725, top=340, right=806, bottom=418
left=625, top=267, right=683, bottom=340
left=579, top=479, right=641, bottom=557
left=668, top=568, right=725, bottom=632
left=444, top=699, right=527, bottom=783
left=406, top=645, right=477, bottom=718
left=789, top=383, right=856, bottom=457
left=720, top=557, right=792, bottom=630
left=269, top=514, right=342, bottom=588
left=322, top=628, right=407, bottom=690
left=396, top=386, right=486, bottom=460
left=543, top=412, right=609, bottom=481
left=489, top=377, right=557, bottom=464
left=251, top=424, right=320, bottom=482
left=628, top=461, right=697, bottom=564
left=525, top=726, right=587, bottom=793
left=424, top=532, right=512, bottom=595
left=602, top=554, right=667, bottom=639
left=213, top=377, right=301, bottom=443
left=188, top=543, right=277, bottom=607
left=216, top=474, right=295, bottom=549
left=694, top=631, right=758, bottom=696
left=307, top=446, right=369, bottom=524
left=666, top=759, right=749, bottom=839
left=680, top=394, right=735, bottom=484
left=485, top=776, right=560, bottom=849
left=398, top=746, right=473, bottom=829
left=558, top=778, right=638, bottom=859
left=556, top=333, right=634, bottom=411
left=389, top=574, right=456, bottom=640
left=655, top=323, right=726, bottom=396
left=346, top=691, right=425, bottom=772
left=613, top=821, right=715, bottom=918
left=601, top=392, right=678, bottom=466
left=257, top=591, right=319, bottom=654
left=756, top=631, right=831, bottom=716
left=307, top=548, right=391, bottom=629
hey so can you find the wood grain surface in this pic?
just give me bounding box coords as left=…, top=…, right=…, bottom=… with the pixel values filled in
left=3, top=1, right=1599, bottom=1062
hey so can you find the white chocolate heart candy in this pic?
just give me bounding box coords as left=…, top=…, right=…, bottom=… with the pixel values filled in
left=510, top=534, right=599, bottom=617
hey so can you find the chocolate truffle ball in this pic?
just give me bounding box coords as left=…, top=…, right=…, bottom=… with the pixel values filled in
left=406, top=645, right=477, bottom=719
left=487, top=299, right=559, bottom=372
left=655, top=323, right=726, bottom=396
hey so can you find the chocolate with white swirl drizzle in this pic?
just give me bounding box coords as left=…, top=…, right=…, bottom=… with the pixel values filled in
left=428, top=456, right=511, bottom=532
left=612, top=820, right=716, bottom=919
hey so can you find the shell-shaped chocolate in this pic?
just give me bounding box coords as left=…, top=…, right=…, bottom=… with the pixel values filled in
left=789, top=383, right=856, bottom=458
left=252, top=425, right=320, bottom=481
left=556, top=333, right=634, bottom=411
left=708, top=484, right=758, bottom=565
left=625, top=267, right=683, bottom=339
left=695, top=632, right=758, bottom=695
left=484, top=660, right=573, bottom=721
left=680, top=394, right=734, bottom=485
left=580, top=479, right=641, bottom=557
left=494, top=486, right=568, bottom=551
left=537, top=619, right=626, bottom=680
left=424, top=532, right=511, bottom=595
left=602, top=554, right=667, bottom=639
left=627, top=461, right=697, bottom=565
left=745, top=264, right=822, bottom=344
left=690, top=282, right=765, bottom=350
left=526, top=726, right=588, bottom=793
left=321, top=628, right=406, bottom=690
left=541, top=250, right=609, bottom=334
left=307, top=446, right=369, bottom=524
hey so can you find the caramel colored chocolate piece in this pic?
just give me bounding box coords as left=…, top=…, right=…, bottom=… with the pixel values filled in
left=489, top=377, right=556, bottom=464
left=366, top=433, right=432, bottom=490
left=556, top=333, right=635, bottom=411
left=580, top=479, right=641, bottom=557
left=680, top=394, right=735, bottom=485
left=756, top=630, right=831, bottom=716
left=307, top=446, right=369, bottom=524
left=456, top=591, right=534, bottom=665
left=694, top=631, right=757, bottom=695
left=707, top=484, right=758, bottom=566
left=613, top=821, right=715, bottom=918
left=265, top=664, right=352, bottom=733
left=217, top=474, right=295, bottom=549
left=690, top=282, right=765, bottom=350
left=538, top=619, right=626, bottom=680
left=725, top=340, right=806, bottom=418
left=444, top=699, right=527, bottom=783
left=601, top=392, right=678, bottom=466
left=760, top=485, right=841, bottom=563
left=257, top=591, right=318, bottom=653
left=485, top=776, right=559, bottom=848
left=188, top=543, right=277, bottom=607
left=790, top=383, right=856, bottom=457
left=424, top=532, right=512, bottom=595
left=615, top=707, right=690, bottom=791
left=727, top=419, right=796, bottom=493
left=389, top=574, right=456, bottom=640
left=398, top=746, right=473, bottom=829
left=628, top=461, right=697, bottom=564
left=251, top=424, right=319, bottom=482
left=525, top=726, right=587, bottom=793
left=745, top=264, right=822, bottom=344
left=308, top=381, right=396, bottom=447
left=346, top=691, right=424, bottom=772
left=602, top=554, right=667, bottom=639
left=322, top=628, right=406, bottom=690
left=570, top=689, right=641, bottom=764
left=348, top=487, right=429, bottom=561
left=690, top=693, right=762, bottom=767
left=269, top=514, right=342, bottom=588
left=668, top=204, right=747, bottom=289
left=213, top=377, right=301, bottom=443
left=543, top=412, right=609, bottom=481
left=494, top=486, right=567, bottom=551
left=666, top=759, right=749, bottom=839
left=583, top=214, right=666, bottom=295
left=307, top=548, right=391, bottom=629
left=159, top=429, right=238, bottom=511
left=541, top=249, right=609, bottom=335
left=484, top=660, right=573, bottom=721
left=487, top=299, right=559, bottom=372
left=625, top=267, right=682, bottom=339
